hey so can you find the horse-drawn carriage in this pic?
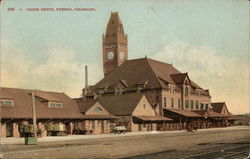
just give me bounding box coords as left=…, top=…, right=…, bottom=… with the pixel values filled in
left=110, top=125, right=126, bottom=134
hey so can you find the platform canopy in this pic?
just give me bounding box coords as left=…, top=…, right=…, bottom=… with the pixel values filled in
left=133, top=116, right=172, bottom=121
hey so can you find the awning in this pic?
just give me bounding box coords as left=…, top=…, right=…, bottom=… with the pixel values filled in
left=206, top=111, right=228, bottom=118
left=165, top=108, right=229, bottom=118
left=164, top=108, right=202, bottom=117
left=83, top=115, right=119, bottom=120
left=133, top=116, right=172, bottom=121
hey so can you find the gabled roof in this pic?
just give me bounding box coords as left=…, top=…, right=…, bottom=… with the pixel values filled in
left=211, top=102, right=227, bottom=113
left=33, top=91, right=61, bottom=102
left=0, top=87, right=83, bottom=119
left=94, top=58, right=164, bottom=90
left=120, top=80, right=128, bottom=88
left=93, top=58, right=205, bottom=93
left=170, top=73, right=188, bottom=84
left=76, top=93, right=144, bottom=116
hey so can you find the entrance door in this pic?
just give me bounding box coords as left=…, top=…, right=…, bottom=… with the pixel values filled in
left=6, top=122, right=13, bottom=137
left=101, top=120, right=105, bottom=133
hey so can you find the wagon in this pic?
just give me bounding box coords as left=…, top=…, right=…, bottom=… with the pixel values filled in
left=111, top=126, right=126, bottom=134
left=45, top=123, right=66, bottom=136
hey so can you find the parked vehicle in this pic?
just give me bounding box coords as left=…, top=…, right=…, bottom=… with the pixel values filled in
left=111, top=125, right=126, bottom=134
left=45, top=123, right=66, bottom=136
left=19, top=124, right=35, bottom=137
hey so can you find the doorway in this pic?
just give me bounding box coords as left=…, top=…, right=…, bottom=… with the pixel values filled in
left=6, top=122, right=13, bottom=137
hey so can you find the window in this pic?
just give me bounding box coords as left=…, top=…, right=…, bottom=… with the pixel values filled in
left=178, top=99, right=181, bottom=108
left=119, top=88, right=124, bottom=95
left=49, top=103, right=55, bottom=107
left=93, top=107, right=103, bottom=112
left=49, top=102, right=62, bottom=108
left=171, top=98, right=174, bottom=108
left=200, top=103, right=204, bottom=110
left=169, top=85, right=175, bottom=94
left=0, top=99, right=14, bottom=106
left=119, top=24, right=123, bottom=33
left=138, top=85, right=144, bottom=93
left=195, top=100, right=199, bottom=109
left=116, top=88, right=124, bottom=95
left=190, top=100, right=194, bottom=109
left=98, top=89, right=105, bottom=95
left=143, top=104, right=146, bottom=110
left=185, top=100, right=189, bottom=108
left=55, top=103, right=62, bottom=108
left=185, top=87, right=188, bottom=96
left=205, top=104, right=209, bottom=110
left=86, top=96, right=94, bottom=100
left=163, top=97, right=167, bottom=108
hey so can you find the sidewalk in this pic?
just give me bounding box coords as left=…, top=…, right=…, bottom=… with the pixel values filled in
left=1, top=126, right=249, bottom=145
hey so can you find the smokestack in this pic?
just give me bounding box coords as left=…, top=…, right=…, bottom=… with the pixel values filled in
left=84, top=65, right=88, bottom=95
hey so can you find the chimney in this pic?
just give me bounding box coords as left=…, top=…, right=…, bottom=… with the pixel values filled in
left=84, top=65, right=88, bottom=95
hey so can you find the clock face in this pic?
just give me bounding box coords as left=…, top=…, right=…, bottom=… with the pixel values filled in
left=119, top=52, right=125, bottom=60
left=107, top=51, right=114, bottom=60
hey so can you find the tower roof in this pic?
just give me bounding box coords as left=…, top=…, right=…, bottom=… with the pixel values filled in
left=106, top=12, right=124, bottom=35
left=104, top=12, right=126, bottom=43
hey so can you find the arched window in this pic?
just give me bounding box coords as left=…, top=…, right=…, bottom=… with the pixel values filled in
left=185, top=87, right=188, bottom=96
left=93, top=107, right=103, bottom=112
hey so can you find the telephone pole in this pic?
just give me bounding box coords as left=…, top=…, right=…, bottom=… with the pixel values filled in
left=31, top=92, right=37, bottom=138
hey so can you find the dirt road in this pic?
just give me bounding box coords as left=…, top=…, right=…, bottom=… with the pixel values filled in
left=2, top=127, right=250, bottom=159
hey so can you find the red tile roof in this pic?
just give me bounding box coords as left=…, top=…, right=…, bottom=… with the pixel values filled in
left=76, top=93, right=145, bottom=116
left=211, top=102, right=226, bottom=113
left=0, top=87, right=84, bottom=119
left=93, top=58, right=208, bottom=98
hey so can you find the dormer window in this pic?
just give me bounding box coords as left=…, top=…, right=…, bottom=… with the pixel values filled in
left=115, top=88, right=124, bottom=95
left=49, top=102, right=62, bottom=108
left=98, top=88, right=105, bottom=95
left=119, top=88, right=124, bottom=95
left=137, top=85, right=144, bottom=93
left=0, top=99, right=14, bottom=106
left=86, top=96, right=94, bottom=100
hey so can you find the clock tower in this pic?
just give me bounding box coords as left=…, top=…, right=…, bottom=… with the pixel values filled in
left=103, top=12, right=128, bottom=76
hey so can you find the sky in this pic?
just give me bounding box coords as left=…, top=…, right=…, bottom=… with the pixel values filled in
left=0, top=0, right=249, bottom=114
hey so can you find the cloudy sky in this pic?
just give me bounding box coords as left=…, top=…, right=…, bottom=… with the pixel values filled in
left=1, top=0, right=249, bottom=114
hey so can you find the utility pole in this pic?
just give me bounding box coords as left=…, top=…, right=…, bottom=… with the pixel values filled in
left=0, top=94, right=3, bottom=159
left=31, top=92, right=37, bottom=138
left=0, top=0, right=4, bottom=157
